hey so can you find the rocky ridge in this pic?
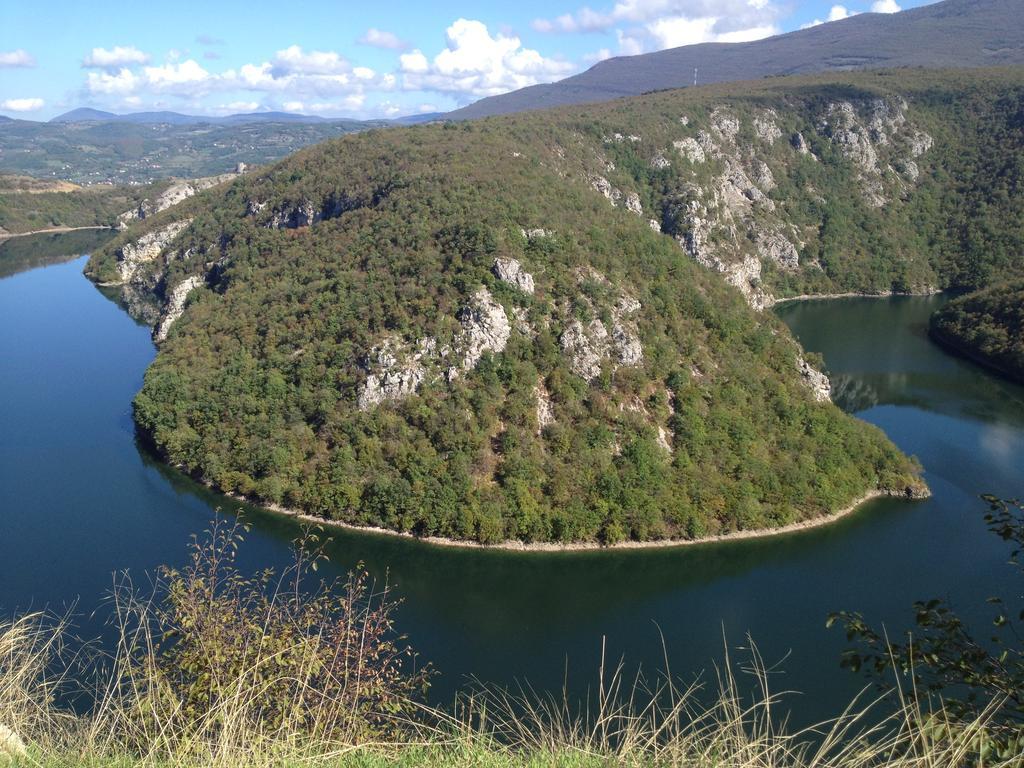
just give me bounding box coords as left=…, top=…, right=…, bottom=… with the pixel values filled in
left=572, top=97, right=933, bottom=314
left=117, top=166, right=245, bottom=230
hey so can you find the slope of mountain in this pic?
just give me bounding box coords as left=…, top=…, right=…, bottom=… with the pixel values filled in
left=49, top=107, right=119, bottom=122
left=85, top=71, right=1024, bottom=547
left=449, top=0, right=1024, bottom=120
left=930, top=281, right=1024, bottom=381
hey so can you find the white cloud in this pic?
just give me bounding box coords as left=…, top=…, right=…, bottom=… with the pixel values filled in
left=0, top=49, right=35, bottom=68
left=283, top=100, right=305, bottom=112
left=219, top=100, right=260, bottom=113
left=399, top=19, right=575, bottom=99
left=534, top=0, right=782, bottom=54
left=871, top=0, right=901, bottom=12
left=801, top=4, right=856, bottom=28
left=85, top=68, right=140, bottom=95
left=358, top=28, right=409, bottom=50
left=82, top=45, right=150, bottom=70
left=1, top=97, right=44, bottom=112
left=583, top=47, right=614, bottom=63
left=144, top=60, right=212, bottom=89
left=399, top=50, right=429, bottom=73
left=271, top=45, right=350, bottom=76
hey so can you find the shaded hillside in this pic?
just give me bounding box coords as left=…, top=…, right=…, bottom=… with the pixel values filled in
left=930, top=281, right=1024, bottom=381
left=79, top=73, right=1000, bottom=546
left=449, top=0, right=1024, bottom=120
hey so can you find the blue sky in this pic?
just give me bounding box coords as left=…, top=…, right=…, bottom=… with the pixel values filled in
left=0, top=0, right=935, bottom=120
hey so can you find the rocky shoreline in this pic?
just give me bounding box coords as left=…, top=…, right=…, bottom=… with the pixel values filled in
left=0, top=225, right=112, bottom=241
left=773, top=288, right=943, bottom=305
left=212, top=483, right=929, bottom=554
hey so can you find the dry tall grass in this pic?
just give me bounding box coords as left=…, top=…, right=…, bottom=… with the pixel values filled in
left=1, top=610, right=1020, bottom=768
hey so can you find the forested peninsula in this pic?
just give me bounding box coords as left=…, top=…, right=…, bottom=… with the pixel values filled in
left=930, top=281, right=1024, bottom=383
left=84, top=68, right=1024, bottom=546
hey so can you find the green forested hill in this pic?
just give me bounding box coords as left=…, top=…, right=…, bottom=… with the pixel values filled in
left=0, top=179, right=163, bottom=235
left=930, top=282, right=1024, bottom=382
left=84, top=68, right=1024, bottom=546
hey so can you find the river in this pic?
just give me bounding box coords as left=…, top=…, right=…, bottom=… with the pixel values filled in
left=2, top=233, right=1023, bottom=724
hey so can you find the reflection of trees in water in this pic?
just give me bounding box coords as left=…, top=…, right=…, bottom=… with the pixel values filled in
left=832, top=368, right=1024, bottom=430
left=0, top=229, right=115, bottom=278
left=831, top=374, right=879, bottom=414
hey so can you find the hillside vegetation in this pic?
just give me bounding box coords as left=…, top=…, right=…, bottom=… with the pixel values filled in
left=0, top=179, right=163, bottom=235
left=82, top=68, right=1024, bottom=545
left=930, top=281, right=1024, bottom=382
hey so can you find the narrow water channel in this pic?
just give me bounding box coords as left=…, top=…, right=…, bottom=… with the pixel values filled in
left=2, top=235, right=1022, bottom=724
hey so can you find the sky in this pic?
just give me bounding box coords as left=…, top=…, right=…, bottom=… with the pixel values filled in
left=0, top=0, right=936, bottom=121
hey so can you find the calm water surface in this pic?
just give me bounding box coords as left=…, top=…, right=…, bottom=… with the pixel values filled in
left=2, top=234, right=1023, bottom=723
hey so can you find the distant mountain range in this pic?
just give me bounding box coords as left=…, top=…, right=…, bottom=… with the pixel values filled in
left=48, top=107, right=375, bottom=126
left=449, top=0, right=1024, bottom=119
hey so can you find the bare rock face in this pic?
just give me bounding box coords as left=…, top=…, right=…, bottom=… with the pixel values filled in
left=611, top=321, right=643, bottom=366
left=590, top=175, right=622, bottom=206
left=867, top=97, right=907, bottom=144
left=358, top=339, right=431, bottom=410
left=0, top=723, right=28, bottom=762
left=246, top=199, right=268, bottom=216
left=756, top=230, right=800, bottom=271
left=624, top=192, right=644, bottom=216
left=650, top=153, right=671, bottom=170
left=797, top=354, right=832, bottom=402
left=819, top=102, right=880, bottom=175
left=117, top=172, right=241, bottom=230
left=721, top=160, right=774, bottom=211
left=673, top=137, right=706, bottom=164
left=896, top=158, right=920, bottom=182
left=534, top=381, right=555, bottom=434
left=710, top=108, right=741, bottom=142
left=452, top=287, right=512, bottom=376
left=560, top=319, right=610, bottom=381
left=753, top=109, right=782, bottom=145
left=492, top=257, right=535, bottom=294
left=791, top=132, right=814, bottom=157
left=656, top=426, right=673, bottom=454
left=155, top=275, right=203, bottom=342
left=724, top=255, right=773, bottom=311
left=520, top=227, right=552, bottom=241
left=648, top=218, right=662, bottom=232
left=268, top=200, right=318, bottom=229
left=752, top=160, right=776, bottom=192
left=907, top=129, right=934, bottom=157
left=357, top=288, right=514, bottom=408
left=560, top=287, right=644, bottom=380
left=115, top=219, right=192, bottom=284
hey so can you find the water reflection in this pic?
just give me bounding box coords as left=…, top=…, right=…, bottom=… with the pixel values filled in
left=0, top=229, right=115, bottom=279
left=2, top=251, right=1023, bottom=726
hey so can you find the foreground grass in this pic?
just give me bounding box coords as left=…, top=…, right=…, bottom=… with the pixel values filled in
left=3, top=522, right=1020, bottom=768
left=3, top=613, right=1020, bottom=768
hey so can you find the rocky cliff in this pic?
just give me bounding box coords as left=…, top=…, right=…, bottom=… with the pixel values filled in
left=89, top=70, right=1024, bottom=544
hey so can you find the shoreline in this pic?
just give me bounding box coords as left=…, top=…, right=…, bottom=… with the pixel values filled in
left=214, top=485, right=927, bottom=554
left=0, top=225, right=113, bottom=241
left=773, top=288, right=942, bottom=305
left=928, top=327, right=1024, bottom=385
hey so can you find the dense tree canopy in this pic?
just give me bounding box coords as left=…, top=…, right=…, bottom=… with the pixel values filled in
left=87, top=69, right=1024, bottom=544
left=930, top=281, right=1024, bottom=382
